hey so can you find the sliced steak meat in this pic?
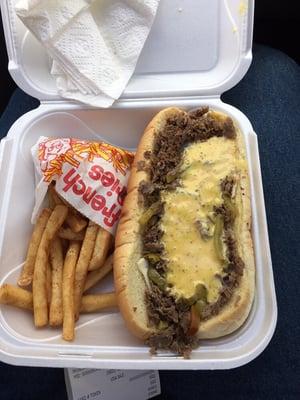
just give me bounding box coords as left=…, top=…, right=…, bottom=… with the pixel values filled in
left=137, top=107, right=244, bottom=356
left=145, top=285, right=198, bottom=358
left=139, top=181, right=160, bottom=207
left=149, top=108, right=236, bottom=186
left=221, top=175, right=236, bottom=198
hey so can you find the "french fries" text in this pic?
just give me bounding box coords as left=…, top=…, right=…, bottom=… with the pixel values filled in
left=62, top=166, right=126, bottom=229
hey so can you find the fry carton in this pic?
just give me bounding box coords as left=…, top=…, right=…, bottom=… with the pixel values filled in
left=32, top=137, right=134, bottom=235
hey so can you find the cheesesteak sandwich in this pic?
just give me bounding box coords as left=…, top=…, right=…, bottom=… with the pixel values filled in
left=114, top=107, right=255, bottom=356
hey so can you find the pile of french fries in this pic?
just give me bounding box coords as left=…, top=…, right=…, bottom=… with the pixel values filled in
left=0, top=184, right=117, bottom=341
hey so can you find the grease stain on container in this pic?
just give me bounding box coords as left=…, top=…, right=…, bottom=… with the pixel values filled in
left=239, top=1, right=248, bottom=16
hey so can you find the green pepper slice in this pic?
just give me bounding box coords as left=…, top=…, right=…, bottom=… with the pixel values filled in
left=214, top=214, right=225, bottom=261
left=148, top=268, right=166, bottom=291
left=224, top=196, right=237, bottom=220
left=139, top=202, right=161, bottom=228
left=144, top=253, right=161, bottom=264
left=194, top=300, right=207, bottom=317
left=185, top=283, right=208, bottom=306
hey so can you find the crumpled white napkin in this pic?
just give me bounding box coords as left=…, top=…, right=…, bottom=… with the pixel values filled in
left=15, top=0, right=160, bottom=107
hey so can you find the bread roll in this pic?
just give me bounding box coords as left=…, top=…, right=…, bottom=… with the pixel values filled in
left=114, top=107, right=255, bottom=356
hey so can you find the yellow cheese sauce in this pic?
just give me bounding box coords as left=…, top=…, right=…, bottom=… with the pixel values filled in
left=160, top=136, right=242, bottom=303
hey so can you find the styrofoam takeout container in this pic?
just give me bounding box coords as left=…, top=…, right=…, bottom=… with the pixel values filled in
left=0, top=0, right=277, bottom=369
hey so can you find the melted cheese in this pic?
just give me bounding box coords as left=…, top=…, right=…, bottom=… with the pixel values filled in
left=161, top=136, right=242, bottom=303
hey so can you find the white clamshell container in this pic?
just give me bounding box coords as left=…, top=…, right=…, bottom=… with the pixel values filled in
left=0, top=0, right=277, bottom=369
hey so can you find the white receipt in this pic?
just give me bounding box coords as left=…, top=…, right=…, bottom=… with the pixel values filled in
left=65, top=369, right=161, bottom=400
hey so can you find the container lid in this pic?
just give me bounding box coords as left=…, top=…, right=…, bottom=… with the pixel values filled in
left=1, top=0, right=253, bottom=105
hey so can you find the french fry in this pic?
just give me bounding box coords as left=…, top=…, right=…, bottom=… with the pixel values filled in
left=88, top=228, right=112, bottom=271
left=48, top=185, right=87, bottom=232
left=49, top=237, right=64, bottom=326
left=48, top=184, right=64, bottom=206
left=0, top=285, right=117, bottom=316
left=61, top=238, right=69, bottom=254
left=18, top=208, right=52, bottom=287
left=58, top=227, right=85, bottom=241
left=62, top=241, right=81, bottom=342
left=0, top=284, right=33, bottom=311
left=48, top=183, right=56, bottom=209
left=84, top=254, right=114, bottom=292
left=46, top=259, right=52, bottom=305
left=66, top=213, right=87, bottom=233
left=80, top=292, right=117, bottom=313
left=33, top=205, right=68, bottom=327
left=74, top=221, right=99, bottom=320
